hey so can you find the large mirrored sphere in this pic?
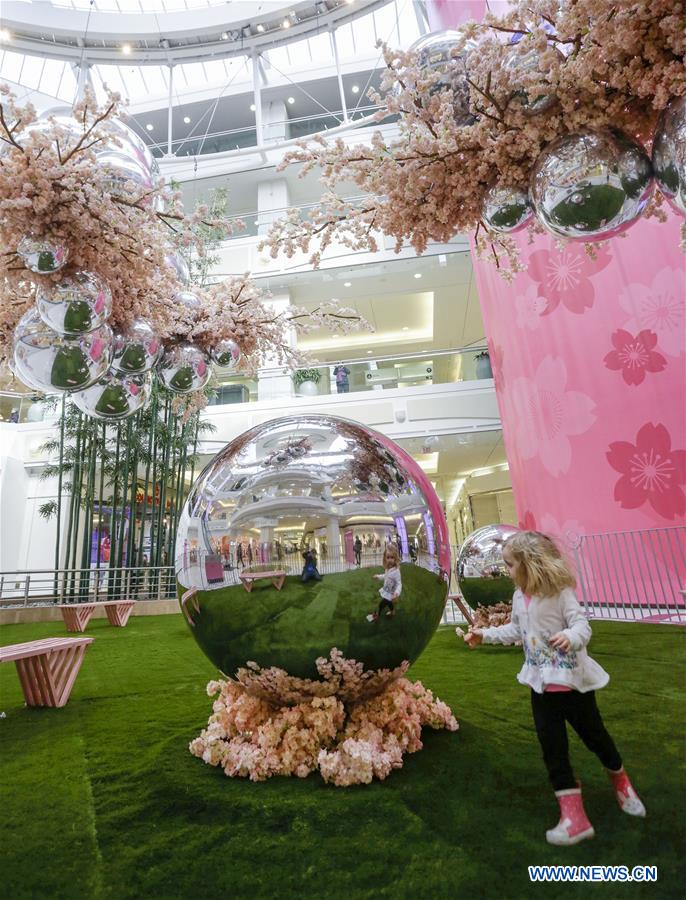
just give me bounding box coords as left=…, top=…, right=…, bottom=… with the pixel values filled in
left=505, top=46, right=562, bottom=116
left=530, top=129, right=654, bottom=240
left=13, top=308, right=112, bottom=393
left=158, top=342, right=211, bottom=394
left=210, top=338, right=241, bottom=370
left=97, top=150, right=155, bottom=203
left=111, top=318, right=162, bottom=374
left=72, top=370, right=150, bottom=420
left=175, top=414, right=451, bottom=688
left=410, top=30, right=475, bottom=126
left=175, top=290, right=202, bottom=311
left=103, top=118, right=157, bottom=176
left=482, top=184, right=532, bottom=233
left=652, top=96, right=686, bottom=217
left=165, top=251, right=191, bottom=285
left=17, top=235, right=69, bottom=274
left=36, top=271, right=111, bottom=335
left=457, top=524, right=519, bottom=609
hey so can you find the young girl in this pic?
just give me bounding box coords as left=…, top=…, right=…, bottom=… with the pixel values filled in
left=463, top=530, right=645, bottom=846
left=366, top=544, right=402, bottom=621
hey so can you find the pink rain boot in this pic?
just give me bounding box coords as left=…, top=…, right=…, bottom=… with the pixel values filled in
left=546, top=785, right=595, bottom=846
left=607, top=768, right=646, bottom=817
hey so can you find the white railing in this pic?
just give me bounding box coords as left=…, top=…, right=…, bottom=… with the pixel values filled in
left=0, top=566, right=176, bottom=607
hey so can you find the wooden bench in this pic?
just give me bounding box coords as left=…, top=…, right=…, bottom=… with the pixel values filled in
left=58, top=600, right=136, bottom=633
left=239, top=570, right=286, bottom=593
left=0, top=636, right=94, bottom=708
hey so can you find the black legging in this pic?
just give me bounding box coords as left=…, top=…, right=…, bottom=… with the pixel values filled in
left=377, top=598, right=394, bottom=616
left=530, top=689, right=622, bottom=791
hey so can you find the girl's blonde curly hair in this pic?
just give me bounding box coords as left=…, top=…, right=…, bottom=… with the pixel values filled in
left=503, top=531, right=576, bottom=597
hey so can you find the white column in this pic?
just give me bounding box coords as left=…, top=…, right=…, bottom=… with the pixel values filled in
left=257, top=179, right=290, bottom=236
left=256, top=291, right=296, bottom=402
left=263, top=99, right=288, bottom=143
left=167, top=65, right=174, bottom=157
left=252, top=52, right=264, bottom=146
left=330, top=28, right=349, bottom=123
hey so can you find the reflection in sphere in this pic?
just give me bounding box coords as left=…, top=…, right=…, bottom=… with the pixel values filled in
left=111, top=318, right=162, bottom=374
left=409, top=30, right=475, bottom=127
left=17, top=235, right=69, bottom=274
left=36, top=271, right=112, bottom=335
left=529, top=129, right=654, bottom=240
left=175, top=290, right=202, bottom=311
left=103, top=118, right=157, bottom=175
left=97, top=150, right=155, bottom=202
left=211, top=338, right=241, bottom=370
left=13, top=308, right=112, bottom=393
left=482, top=184, right=532, bottom=234
left=652, top=96, right=686, bottom=217
left=175, top=415, right=451, bottom=688
left=505, top=46, right=562, bottom=116
left=72, top=370, right=150, bottom=420
left=157, top=342, right=211, bottom=394
left=165, top=252, right=191, bottom=285
left=457, top=524, right=520, bottom=609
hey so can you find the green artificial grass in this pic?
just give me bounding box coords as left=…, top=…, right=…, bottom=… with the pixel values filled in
left=0, top=615, right=684, bottom=900
left=179, top=564, right=446, bottom=679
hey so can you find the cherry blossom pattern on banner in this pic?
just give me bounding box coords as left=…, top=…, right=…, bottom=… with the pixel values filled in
left=607, top=423, right=686, bottom=521
left=539, top=514, right=586, bottom=550
left=618, top=267, right=686, bottom=358
left=507, top=356, right=596, bottom=477
left=528, top=245, right=612, bottom=316
left=603, top=329, right=667, bottom=385
left=515, top=283, right=547, bottom=331
left=519, top=511, right=537, bottom=530
left=487, top=341, right=505, bottom=392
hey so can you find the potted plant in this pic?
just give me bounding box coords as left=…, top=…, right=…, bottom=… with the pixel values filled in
left=474, top=351, right=493, bottom=380
left=293, top=368, right=321, bottom=396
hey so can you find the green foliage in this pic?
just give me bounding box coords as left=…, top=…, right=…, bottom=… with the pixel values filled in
left=0, top=618, right=683, bottom=899
left=173, top=185, right=232, bottom=287
left=38, top=500, right=57, bottom=519
left=293, top=368, right=322, bottom=386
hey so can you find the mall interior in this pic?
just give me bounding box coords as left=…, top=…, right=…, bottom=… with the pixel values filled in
left=0, top=1, right=684, bottom=897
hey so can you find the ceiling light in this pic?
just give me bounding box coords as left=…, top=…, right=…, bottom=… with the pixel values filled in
left=282, top=19, right=291, bottom=28
left=221, top=31, right=229, bottom=40
left=146, top=123, right=154, bottom=131
left=121, top=43, right=132, bottom=54
left=343, top=281, right=351, bottom=287
left=183, top=116, right=191, bottom=124
left=414, top=273, right=422, bottom=279
left=402, top=326, right=409, bottom=331
left=287, top=97, right=295, bottom=105
left=256, top=23, right=265, bottom=33
left=351, top=85, right=359, bottom=94
left=366, top=350, right=373, bottom=355
left=250, top=104, right=256, bottom=112
left=0, top=28, right=11, bottom=41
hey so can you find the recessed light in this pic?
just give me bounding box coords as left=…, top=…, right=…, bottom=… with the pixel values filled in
left=287, top=96, right=295, bottom=104
left=121, top=43, right=132, bottom=54
left=282, top=19, right=291, bottom=28
left=414, top=273, right=422, bottom=279
left=183, top=116, right=191, bottom=124
left=0, top=28, right=11, bottom=41
left=402, top=326, right=409, bottom=331
left=250, top=104, right=256, bottom=112
left=343, top=281, right=351, bottom=287
left=366, top=350, right=373, bottom=355
left=221, top=31, right=229, bottom=40
left=256, top=23, right=265, bottom=33
left=146, top=123, right=154, bottom=131
left=351, top=85, right=360, bottom=94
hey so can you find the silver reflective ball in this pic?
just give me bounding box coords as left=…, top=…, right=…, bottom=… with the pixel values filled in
left=158, top=342, right=211, bottom=394
left=530, top=129, right=654, bottom=240
left=12, top=308, right=112, bottom=393
left=457, top=524, right=520, bottom=610
left=165, top=252, right=191, bottom=285
left=97, top=150, right=155, bottom=202
left=482, top=184, right=533, bottom=234
left=652, top=96, right=686, bottom=217
left=110, top=318, right=162, bottom=375
left=36, top=271, right=112, bottom=335
left=175, top=290, right=202, bottom=311
left=17, top=235, right=69, bottom=274
left=210, top=338, right=241, bottom=370
left=505, top=46, right=562, bottom=116
left=410, top=29, right=475, bottom=126
left=72, top=370, right=150, bottom=421
left=175, top=414, right=451, bottom=689
left=102, top=118, right=157, bottom=175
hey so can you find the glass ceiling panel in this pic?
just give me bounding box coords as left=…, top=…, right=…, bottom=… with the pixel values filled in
left=53, top=1, right=233, bottom=10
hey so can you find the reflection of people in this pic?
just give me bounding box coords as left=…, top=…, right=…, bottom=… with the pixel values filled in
left=366, top=545, right=402, bottom=621
left=354, top=536, right=362, bottom=567
left=236, top=543, right=243, bottom=568
left=463, top=530, right=645, bottom=846
left=301, top=548, right=322, bottom=583
left=333, top=365, right=351, bottom=393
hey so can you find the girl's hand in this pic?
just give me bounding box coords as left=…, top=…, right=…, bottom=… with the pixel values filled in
left=549, top=632, right=571, bottom=652
left=463, top=628, right=483, bottom=649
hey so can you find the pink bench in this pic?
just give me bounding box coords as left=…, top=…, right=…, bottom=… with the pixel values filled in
left=239, top=570, right=286, bottom=593
left=58, top=600, right=135, bottom=633
left=0, top=636, right=94, bottom=708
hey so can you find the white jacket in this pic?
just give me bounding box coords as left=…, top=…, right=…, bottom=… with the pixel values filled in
left=481, top=588, right=609, bottom=694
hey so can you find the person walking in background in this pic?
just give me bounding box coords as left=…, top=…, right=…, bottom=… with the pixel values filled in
left=333, top=364, right=351, bottom=393
left=354, top=536, right=362, bottom=567
left=463, top=530, right=646, bottom=846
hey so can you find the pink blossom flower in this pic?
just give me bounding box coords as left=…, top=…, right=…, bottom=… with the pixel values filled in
left=617, top=267, right=686, bottom=358
left=518, top=510, right=537, bottom=530
left=603, top=329, right=667, bottom=385
left=507, top=356, right=596, bottom=476
left=538, top=514, right=586, bottom=550
left=607, top=422, right=686, bottom=520
left=515, top=283, right=547, bottom=330
left=528, top=244, right=612, bottom=316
